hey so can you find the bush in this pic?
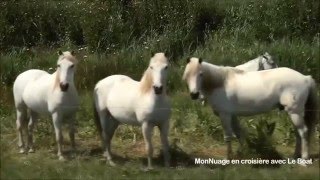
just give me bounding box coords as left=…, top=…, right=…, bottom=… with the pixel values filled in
left=221, top=0, right=319, bottom=42
left=0, top=0, right=223, bottom=55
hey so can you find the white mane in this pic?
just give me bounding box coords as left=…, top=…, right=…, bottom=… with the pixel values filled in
left=200, top=62, right=243, bottom=94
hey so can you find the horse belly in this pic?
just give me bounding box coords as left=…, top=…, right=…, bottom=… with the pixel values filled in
left=108, top=107, right=139, bottom=125
left=22, top=83, right=50, bottom=114
left=106, top=86, right=140, bottom=125
left=210, top=88, right=278, bottom=115
left=23, top=92, right=49, bottom=114
left=233, top=95, right=278, bottom=115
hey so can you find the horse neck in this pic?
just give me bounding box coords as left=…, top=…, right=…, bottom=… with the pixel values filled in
left=139, top=69, right=153, bottom=95
left=243, top=58, right=260, bottom=71
left=53, top=70, right=60, bottom=90
left=201, top=62, right=228, bottom=94
left=256, top=57, right=265, bottom=70
left=202, top=62, right=227, bottom=78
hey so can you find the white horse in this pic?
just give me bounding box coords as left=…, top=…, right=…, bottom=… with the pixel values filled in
left=13, top=51, right=79, bottom=160
left=183, top=57, right=318, bottom=161
left=93, top=52, right=171, bottom=169
left=235, top=52, right=277, bottom=71
left=200, top=53, right=278, bottom=137
left=199, top=52, right=277, bottom=105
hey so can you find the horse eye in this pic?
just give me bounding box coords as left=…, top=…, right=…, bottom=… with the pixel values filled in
left=57, top=64, right=60, bottom=68
left=150, top=66, right=153, bottom=69
left=199, top=73, right=203, bottom=77
left=164, top=65, right=168, bottom=70
left=70, top=65, right=74, bottom=68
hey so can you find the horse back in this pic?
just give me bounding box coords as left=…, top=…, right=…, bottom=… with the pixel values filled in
left=215, top=67, right=311, bottom=114
left=257, top=68, right=311, bottom=88
left=13, top=69, right=49, bottom=107
left=94, top=75, right=136, bottom=102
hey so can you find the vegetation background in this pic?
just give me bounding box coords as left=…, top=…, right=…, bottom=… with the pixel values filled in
left=0, top=0, right=319, bottom=179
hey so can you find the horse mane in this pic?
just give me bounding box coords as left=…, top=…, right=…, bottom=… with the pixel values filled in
left=201, top=62, right=243, bottom=94
left=53, top=69, right=60, bottom=91
left=140, top=68, right=153, bottom=94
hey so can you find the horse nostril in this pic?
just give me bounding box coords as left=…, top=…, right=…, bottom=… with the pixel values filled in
left=153, top=86, right=163, bottom=94
left=59, top=83, right=69, bottom=92
left=190, top=92, right=199, bottom=100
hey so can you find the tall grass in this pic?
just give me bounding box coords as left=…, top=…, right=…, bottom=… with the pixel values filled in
left=0, top=1, right=319, bottom=178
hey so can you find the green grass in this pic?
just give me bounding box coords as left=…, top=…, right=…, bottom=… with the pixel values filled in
left=1, top=0, right=320, bottom=179
left=1, top=127, right=319, bottom=180
left=1, top=38, right=319, bottom=178
left=1, top=91, right=319, bottom=179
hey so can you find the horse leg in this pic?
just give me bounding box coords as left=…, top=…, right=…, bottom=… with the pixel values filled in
left=52, top=112, right=64, bottom=161
left=231, top=115, right=243, bottom=145
left=68, top=115, right=76, bottom=152
left=16, top=107, right=28, bottom=153
left=289, top=112, right=309, bottom=160
left=99, top=111, right=118, bottom=166
left=293, top=130, right=301, bottom=158
left=219, top=113, right=233, bottom=159
left=27, top=111, right=38, bottom=153
left=158, top=121, right=170, bottom=167
left=199, top=93, right=206, bottom=106
left=142, top=122, right=154, bottom=170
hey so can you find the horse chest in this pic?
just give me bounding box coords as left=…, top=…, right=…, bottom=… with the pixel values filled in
left=135, top=96, right=171, bottom=124
left=208, top=88, right=232, bottom=110
left=48, top=90, right=79, bottom=114
left=109, top=107, right=138, bottom=125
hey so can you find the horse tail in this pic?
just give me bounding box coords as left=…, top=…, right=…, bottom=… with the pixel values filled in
left=93, top=101, right=102, bottom=138
left=304, top=77, right=318, bottom=142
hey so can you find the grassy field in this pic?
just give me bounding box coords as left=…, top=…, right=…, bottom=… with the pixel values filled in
left=1, top=90, right=319, bottom=179
left=1, top=0, right=320, bottom=179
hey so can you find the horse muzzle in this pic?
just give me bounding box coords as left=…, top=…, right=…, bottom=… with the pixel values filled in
left=60, top=83, right=69, bottom=92
left=153, top=86, right=163, bottom=95
left=190, top=92, right=199, bottom=100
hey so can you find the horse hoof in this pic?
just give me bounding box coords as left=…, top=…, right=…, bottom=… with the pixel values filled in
left=58, top=156, right=66, bottom=161
left=108, top=161, right=116, bottom=167
left=19, top=149, right=26, bottom=154
left=141, top=166, right=154, bottom=172
left=28, top=149, right=35, bottom=153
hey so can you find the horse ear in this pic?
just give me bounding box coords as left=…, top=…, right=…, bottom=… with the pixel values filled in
left=186, top=57, right=191, bottom=64
left=71, top=50, right=76, bottom=56
left=58, top=50, right=63, bottom=55
left=199, top=58, right=203, bottom=64
left=262, top=52, right=270, bottom=59
left=164, top=51, right=169, bottom=58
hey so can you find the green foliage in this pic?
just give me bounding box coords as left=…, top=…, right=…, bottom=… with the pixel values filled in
left=242, top=118, right=282, bottom=161
left=220, top=0, right=319, bottom=41
left=0, top=1, right=319, bottom=178
left=2, top=0, right=318, bottom=52
left=0, top=0, right=222, bottom=56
